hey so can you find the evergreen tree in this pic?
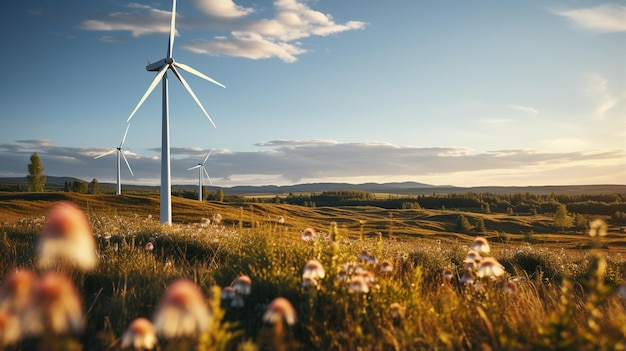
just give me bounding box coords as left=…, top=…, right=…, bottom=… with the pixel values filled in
left=215, top=188, right=224, bottom=202
left=88, top=179, right=100, bottom=194
left=72, top=179, right=88, bottom=193
left=554, top=204, right=573, bottom=230
left=456, top=215, right=473, bottom=233
left=26, top=152, right=46, bottom=192
left=474, top=218, right=487, bottom=233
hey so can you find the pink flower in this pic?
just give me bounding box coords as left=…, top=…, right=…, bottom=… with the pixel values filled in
left=302, top=260, right=325, bottom=280
left=233, top=275, right=252, bottom=295
left=349, top=276, right=369, bottom=293
left=152, top=279, right=211, bottom=339
left=460, top=270, right=475, bottom=285
left=301, top=228, right=316, bottom=241
left=379, top=259, right=393, bottom=273
left=37, top=201, right=98, bottom=271
left=145, top=242, right=154, bottom=251
left=388, top=303, right=404, bottom=319
left=25, top=272, right=84, bottom=336
left=442, top=268, right=454, bottom=282
left=470, top=237, right=491, bottom=255
left=220, top=286, right=235, bottom=300
left=477, top=257, right=506, bottom=278
left=263, top=298, right=296, bottom=326
left=121, top=318, right=157, bottom=350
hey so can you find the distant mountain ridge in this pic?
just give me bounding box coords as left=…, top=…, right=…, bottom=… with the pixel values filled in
left=1, top=176, right=625, bottom=195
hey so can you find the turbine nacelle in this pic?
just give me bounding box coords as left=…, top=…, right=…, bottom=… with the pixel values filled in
left=146, top=58, right=174, bottom=72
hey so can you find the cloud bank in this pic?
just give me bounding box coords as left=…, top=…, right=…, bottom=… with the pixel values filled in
left=556, top=4, right=626, bottom=33
left=1, top=139, right=623, bottom=187
left=80, top=0, right=366, bottom=62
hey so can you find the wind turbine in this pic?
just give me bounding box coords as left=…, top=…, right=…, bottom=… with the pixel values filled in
left=125, top=0, right=225, bottom=224
left=187, top=150, right=213, bottom=201
left=95, top=124, right=134, bottom=195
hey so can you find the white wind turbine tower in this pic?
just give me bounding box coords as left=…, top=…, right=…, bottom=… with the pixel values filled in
left=125, top=0, right=225, bottom=224
left=188, top=150, right=213, bottom=201
left=94, top=124, right=134, bottom=195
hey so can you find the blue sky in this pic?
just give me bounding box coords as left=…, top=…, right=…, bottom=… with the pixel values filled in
left=0, top=0, right=624, bottom=188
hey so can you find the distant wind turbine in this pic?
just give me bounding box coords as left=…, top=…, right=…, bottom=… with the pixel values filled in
left=95, top=123, right=134, bottom=195
left=187, top=150, right=213, bottom=201
left=125, top=0, right=225, bottom=224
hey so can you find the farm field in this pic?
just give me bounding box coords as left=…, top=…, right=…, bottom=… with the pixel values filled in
left=0, top=192, right=625, bottom=350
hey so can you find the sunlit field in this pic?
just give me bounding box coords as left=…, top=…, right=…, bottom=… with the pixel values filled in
left=0, top=193, right=625, bottom=350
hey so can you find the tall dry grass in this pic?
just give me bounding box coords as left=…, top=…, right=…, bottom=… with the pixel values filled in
left=0, top=205, right=624, bottom=350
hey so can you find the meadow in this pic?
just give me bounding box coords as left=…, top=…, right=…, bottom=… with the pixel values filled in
left=0, top=192, right=625, bottom=350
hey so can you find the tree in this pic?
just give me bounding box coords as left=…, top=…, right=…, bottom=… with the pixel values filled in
left=215, top=188, right=224, bottom=202
left=88, top=179, right=100, bottom=194
left=26, top=152, right=46, bottom=192
left=554, top=204, right=573, bottom=230
left=72, top=179, right=88, bottom=194
left=64, top=181, right=72, bottom=192
left=456, top=215, right=473, bottom=233
left=474, top=218, right=487, bottom=233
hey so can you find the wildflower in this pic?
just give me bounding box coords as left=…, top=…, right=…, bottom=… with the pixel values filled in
left=470, top=236, right=490, bottom=255
left=301, top=228, right=316, bottom=241
left=336, top=269, right=349, bottom=282
left=460, top=270, right=475, bottom=285
left=379, top=259, right=393, bottom=273
left=220, top=286, right=235, bottom=300
left=348, top=276, right=369, bottom=293
left=145, top=242, right=154, bottom=251
left=233, top=275, right=252, bottom=295
left=357, top=250, right=369, bottom=262
left=360, top=271, right=376, bottom=284
left=588, top=219, right=607, bottom=237
left=277, top=216, right=285, bottom=224
left=200, top=218, right=210, bottom=227
left=152, top=279, right=211, bottom=339
left=388, top=303, right=404, bottom=319
left=263, top=298, right=296, bottom=326
left=477, top=257, right=506, bottom=278
left=25, top=272, right=84, bottom=336
left=465, top=250, right=482, bottom=263
left=504, top=280, right=518, bottom=295
left=302, top=277, right=318, bottom=288
left=121, top=318, right=157, bottom=350
left=231, top=295, right=245, bottom=308
left=38, top=201, right=98, bottom=271
left=0, top=269, right=36, bottom=311
left=302, top=260, right=325, bottom=280
left=212, top=213, right=222, bottom=225
left=442, top=268, right=454, bottom=282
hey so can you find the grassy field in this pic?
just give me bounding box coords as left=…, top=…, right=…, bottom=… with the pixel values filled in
left=0, top=192, right=624, bottom=350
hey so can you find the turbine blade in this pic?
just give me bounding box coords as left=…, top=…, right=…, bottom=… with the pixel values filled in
left=173, top=61, right=225, bottom=88
left=126, top=64, right=168, bottom=123
left=121, top=152, right=134, bottom=176
left=94, top=149, right=116, bottom=159
left=120, top=123, right=131, bottom=148
left=187, top=165, right=201, bottom=171
left=167, top=0, right=177, bottom=58
left=203, top=167, right=212, bottom=185
left=170, top=65, right=217, bottom=128
left=202, top=151, right=211, bottom=165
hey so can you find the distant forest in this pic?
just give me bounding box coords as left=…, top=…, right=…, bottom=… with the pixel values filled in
left=274, top=190, right=626, bottom=222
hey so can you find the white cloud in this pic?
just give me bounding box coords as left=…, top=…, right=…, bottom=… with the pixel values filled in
left=184, top=32, right=307, bottom=63
left=193, top=0, right=254, bottom=18
left=80, top=0, right=365, bottom=62
left=584, top=73, right=622, bottom=118
left=557, top=4, right=626, bottom=33
left=509, top=105, right=539, bottom=115
left=80, top=4, right=173, bottom=37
